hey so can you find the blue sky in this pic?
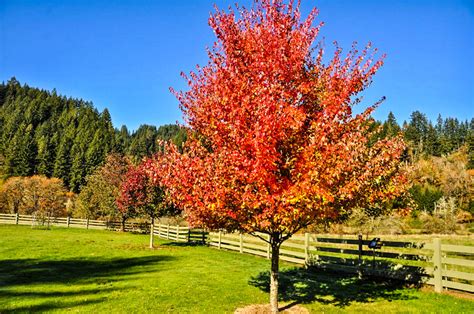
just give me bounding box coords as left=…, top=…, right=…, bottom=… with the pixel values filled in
left=1, top=0, right=473, bottom=131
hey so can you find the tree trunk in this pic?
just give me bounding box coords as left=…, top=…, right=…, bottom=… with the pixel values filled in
left=121, top=216, right=126, bottom=232
left=149, top=216, right=155, bottom=248
left=270, top=236, right=280, bottom=314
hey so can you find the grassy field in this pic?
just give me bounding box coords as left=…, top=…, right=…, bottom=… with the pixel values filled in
left=0, top=225, right=472, bottom=313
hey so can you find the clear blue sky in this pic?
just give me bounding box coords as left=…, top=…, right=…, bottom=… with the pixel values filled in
left=1, top=0, right=473, bottom=131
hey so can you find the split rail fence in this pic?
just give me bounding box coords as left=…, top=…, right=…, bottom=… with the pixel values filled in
left=1, top=213, right=472, bottom=294
left=152, top=224, right=208, bottom=243
left=0, top=213, right=147, bottom=232
left=150, top=223, right=473, bottom=294
left=203, top=231, right=473, bottom=294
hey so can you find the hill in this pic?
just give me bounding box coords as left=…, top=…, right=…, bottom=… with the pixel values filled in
left=0, top=78, right=185, bottom=192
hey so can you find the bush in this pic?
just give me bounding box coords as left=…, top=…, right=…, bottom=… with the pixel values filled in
left=409, top=184, right=443, bottom=213
left=420, top=197, right=459, bottom=234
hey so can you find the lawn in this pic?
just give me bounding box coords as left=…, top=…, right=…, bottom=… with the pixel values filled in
left=0, top=225, right=472, bottom=313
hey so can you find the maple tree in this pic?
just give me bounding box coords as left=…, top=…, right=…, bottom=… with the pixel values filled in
left=159, top=0, right=407, bottom=312
left=117, top=155, right=174, bottom=248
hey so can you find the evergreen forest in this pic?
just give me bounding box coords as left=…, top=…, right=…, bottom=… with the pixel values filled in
left=0, top=78, right=186, bottom=192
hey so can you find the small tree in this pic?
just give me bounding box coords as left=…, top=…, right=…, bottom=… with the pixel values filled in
left=161, top=1, right=407, bottom=312
left=118, top=155, right=176, bottom=248
left=76, top=153, right=131, bottom=229
left=0, top=176, right=67, bottom=226
left=36, top=177, right=68, bottom=224
left=0, top=177, right=24, bottom=214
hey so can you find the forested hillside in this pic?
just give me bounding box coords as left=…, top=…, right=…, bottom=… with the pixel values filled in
left=0, top=78, right=185, bottom=192
left=373, top=111, right=474, bottom=162
left=0, top=77, right=471, bottom=200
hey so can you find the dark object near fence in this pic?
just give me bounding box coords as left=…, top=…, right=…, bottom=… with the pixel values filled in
left=368, top=238, right=383, bottom=268
left=368, top=238, right=383, bottom=249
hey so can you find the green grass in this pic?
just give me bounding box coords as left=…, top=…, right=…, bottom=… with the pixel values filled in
left=0, top=225, right=472, bottom=313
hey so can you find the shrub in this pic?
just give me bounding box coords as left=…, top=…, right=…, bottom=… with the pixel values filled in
left=420, top=197, right=459, bottom=234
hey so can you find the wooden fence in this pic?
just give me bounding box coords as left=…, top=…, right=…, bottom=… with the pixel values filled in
left=2, top=214, right=472, bottom=294
left=152, top=224, right=189, bottom=242
left=206, top=231, right=474, bottom=294
left=0, top=213, right=148, bottom=232
left=152, top=223, right=208, bottom=243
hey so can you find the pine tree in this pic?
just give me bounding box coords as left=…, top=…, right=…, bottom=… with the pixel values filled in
left=425, top=122, right=441, bottom=156
left=100, top=108, right=115, bottom=153
left=5, top=124, right=36, bottom=176
left=69, top=140, right=86, bottom=193
left=468, top=130, right=474, bottom=170
left=114, top=125, right=131, bottom=154
left=404, top=111, right=429, bottom=156
left=53, top=124, right=75, bottom=186
left=128, top=125, right=159, bottom=162
left=85, top=129, right=106, bottom=176
left=381, top=111, right=401, bottom=139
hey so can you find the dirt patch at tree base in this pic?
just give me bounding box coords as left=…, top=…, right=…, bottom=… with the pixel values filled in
left=234, top=304, right=309, bottom=314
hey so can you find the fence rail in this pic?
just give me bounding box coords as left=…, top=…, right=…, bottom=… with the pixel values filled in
left=0, top=213, right=148, bottom=232
left=205, top=230, right=473, bottom=294
left=152, top=223, right=208, bottom=243
left=153, top=224, right=189, bottom=242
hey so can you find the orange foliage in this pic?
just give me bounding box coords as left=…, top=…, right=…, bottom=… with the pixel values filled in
left=156, top=0, right=407, bottom=237
left=0, top=176, right=68, bottom=217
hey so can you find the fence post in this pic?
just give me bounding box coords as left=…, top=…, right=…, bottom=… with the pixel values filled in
left=166, top=224, right=170, bottom=239
left=15, top=213, right=19, bottom=225
left=358, top=234, right=363, bottom=279
left=86, top=218, right=89, bottom=229
left=150, top=221, right=155, bottom=247
left=218, top=231, right=222, bottom=249
left=240, top=233, right=243, bottom=253
left=176, top=225, right=180, bottom=241
left=433, top=238, right=443, bottom=293
left=267, top=234, right=271, bottom=259
left=67, top=216, right=70, bottom=228
left=188, top=228, right=191, bottom=243
left=304, top=232, right=310, bottom=263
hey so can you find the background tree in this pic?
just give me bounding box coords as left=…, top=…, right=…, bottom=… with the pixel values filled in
left=161, top=1, right=407, bottom=312
left=33, top=176, right=68, bottom=225
left=0, top=177, right=24, bottom=213
left=404, top=111, right=429, bottom=157
left=381, top=112, right=401, bottom=139
left=467, top=128, right=474, bottom=170
left=409, top=148, right=473, bottom=213
left=118, top=155, right=175, bottom=247
left=0, top=176, right=67, bottom=224
left=76, top=154, right=131, bottom=227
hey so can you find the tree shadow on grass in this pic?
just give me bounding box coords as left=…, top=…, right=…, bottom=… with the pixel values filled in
left=0, top=255, right=173, bottom=287
left=249, top=266, right=419, bottom=310
left=0, top=286, right=123, bottom=298
left=0, top=256, right=174, bottom=312
left=1, top=298, right=107, bottom=313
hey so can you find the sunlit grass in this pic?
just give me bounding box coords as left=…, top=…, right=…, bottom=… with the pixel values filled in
left=0, top=225, right=472, bottom=313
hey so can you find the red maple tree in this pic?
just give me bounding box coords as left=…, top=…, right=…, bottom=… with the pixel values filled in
left=159, top=1, right=407, bottom=311
left=118, top=155, right=173, bottom=248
